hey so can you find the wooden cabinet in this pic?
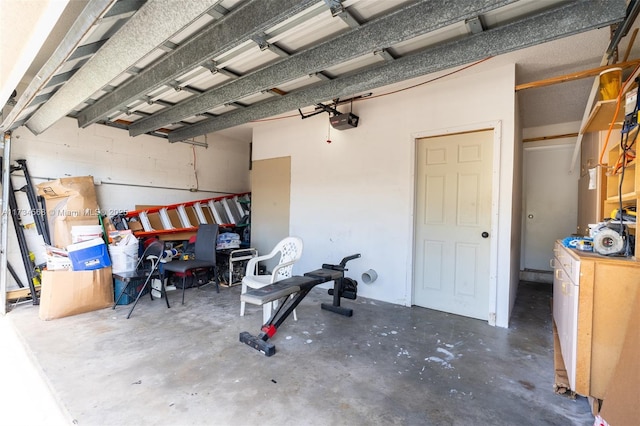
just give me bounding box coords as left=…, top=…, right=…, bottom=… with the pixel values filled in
left=552, top=241, right=640, bottom=398
left=552, top=241, right=580, bottom=388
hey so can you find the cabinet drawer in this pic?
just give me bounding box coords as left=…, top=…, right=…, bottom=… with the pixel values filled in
left=554, top=242, right=580, bottom=284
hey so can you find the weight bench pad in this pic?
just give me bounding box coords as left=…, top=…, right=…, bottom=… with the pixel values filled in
left=241, top=275, right=321, bottom=305
left=304, top=268, right=344, bottom=282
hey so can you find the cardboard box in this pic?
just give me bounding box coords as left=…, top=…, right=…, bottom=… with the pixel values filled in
left=39, top=267, right=113, bottom=320
left=552, top=318, right=573, bottom=396
left=46, top=256, right=72, bottom=270
left=67, top=238, right=111, bottom=271
left=36, top=176, right=100, bottom=248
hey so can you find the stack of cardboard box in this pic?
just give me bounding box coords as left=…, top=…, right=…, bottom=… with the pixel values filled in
left=36, top=176, right=113, bottom=320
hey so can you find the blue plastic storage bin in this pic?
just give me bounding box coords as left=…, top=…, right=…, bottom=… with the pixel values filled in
left=67, top=238, right=111, bottom=271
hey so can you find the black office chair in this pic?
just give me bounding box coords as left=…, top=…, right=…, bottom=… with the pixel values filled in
left=115, top=239, right=168, bottom=319
left=162, top=224, right=219, bottom=304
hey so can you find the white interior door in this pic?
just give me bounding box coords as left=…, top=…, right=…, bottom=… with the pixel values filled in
left=413, top=130, right=493, bottom=321
left=522, top=144, right=578, bottom=271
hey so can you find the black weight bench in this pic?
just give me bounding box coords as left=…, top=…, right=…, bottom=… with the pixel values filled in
left=239, top=254, right=360, bottom=356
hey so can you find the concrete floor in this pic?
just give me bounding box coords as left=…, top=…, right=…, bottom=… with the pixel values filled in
left=0, top=316, right=68, bottom=426
left=5, top=281, right=594, bottom=426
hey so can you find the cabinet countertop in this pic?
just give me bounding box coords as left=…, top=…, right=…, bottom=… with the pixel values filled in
left=556, top=241, right=639, bottom=264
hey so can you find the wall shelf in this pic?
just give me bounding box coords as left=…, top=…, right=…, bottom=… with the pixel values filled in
left=580, top=99, right=625, bottom=134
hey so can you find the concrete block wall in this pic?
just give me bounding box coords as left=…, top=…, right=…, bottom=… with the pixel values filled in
left=5, top=117, right=251, bottom=290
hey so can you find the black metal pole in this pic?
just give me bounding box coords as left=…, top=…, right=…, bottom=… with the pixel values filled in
left=15, top=159, right=50, bottom=245
left=39, top=195, right=50, bottom=244
left=7, top=262, right=25, bottom=288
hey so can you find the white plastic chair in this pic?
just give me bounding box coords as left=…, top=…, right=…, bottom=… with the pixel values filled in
left=240, top=236, right=303, bottom=323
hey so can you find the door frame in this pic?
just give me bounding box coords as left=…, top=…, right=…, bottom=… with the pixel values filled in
left=408, top=121, right=502, bottom=326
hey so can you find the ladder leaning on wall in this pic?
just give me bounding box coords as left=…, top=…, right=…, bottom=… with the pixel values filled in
left=115, top=192, right=250, bottom=239
left=2, top=137, right=49, bottom=310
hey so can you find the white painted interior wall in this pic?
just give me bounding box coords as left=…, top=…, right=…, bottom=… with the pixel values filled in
left=252, top=64, right=518, bottom=327
left=6, top=117, right=251, bottom=289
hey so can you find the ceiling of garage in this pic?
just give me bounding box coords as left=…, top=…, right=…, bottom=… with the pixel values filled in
left=0, top=0, right=637, bottom=145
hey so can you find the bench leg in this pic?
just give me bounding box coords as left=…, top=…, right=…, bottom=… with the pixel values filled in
left=262, top=302, right=272, bottom=324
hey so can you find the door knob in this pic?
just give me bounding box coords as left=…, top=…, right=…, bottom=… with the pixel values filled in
left=481, top=232, right=489, bottom=238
